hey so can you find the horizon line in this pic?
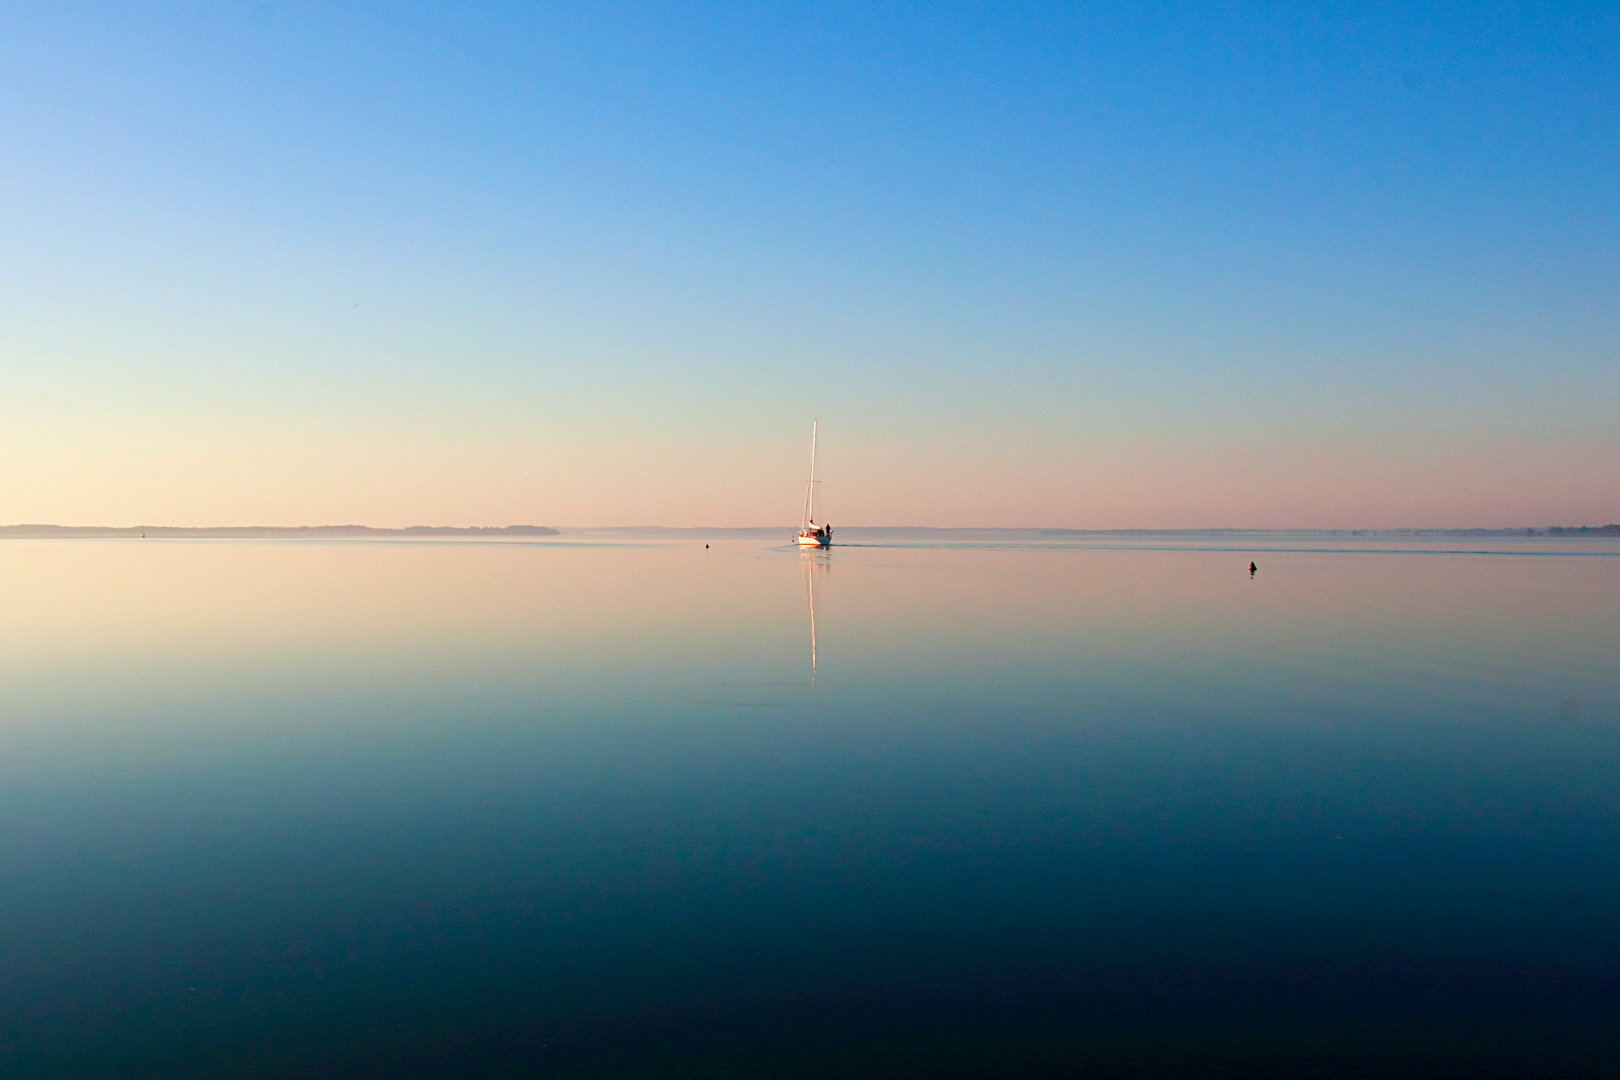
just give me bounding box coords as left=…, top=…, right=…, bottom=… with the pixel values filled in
left=5, top=523, right=1617, bottom=538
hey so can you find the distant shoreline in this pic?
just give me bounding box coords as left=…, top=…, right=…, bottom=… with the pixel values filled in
left=559, top=525, right=1620, bottom=540
left=0, top=525, right=559, bottom=539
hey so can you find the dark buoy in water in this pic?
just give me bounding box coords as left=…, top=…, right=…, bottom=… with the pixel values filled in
left=705, top=544, right=709, bottom=549
left=1249, top=561, right=1257, bottom=576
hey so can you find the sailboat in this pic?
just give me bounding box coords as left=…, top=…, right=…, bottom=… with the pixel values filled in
left=796, top=420, right=832, bottom=548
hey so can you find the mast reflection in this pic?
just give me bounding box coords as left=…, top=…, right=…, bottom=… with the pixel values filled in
left=801, top=549, right=829, bottom=679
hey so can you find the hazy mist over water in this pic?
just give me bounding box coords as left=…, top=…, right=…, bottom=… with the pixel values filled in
left=2, top=536, right=1618, bottom=1076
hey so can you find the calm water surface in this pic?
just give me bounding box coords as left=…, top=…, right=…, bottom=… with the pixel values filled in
left=2, top=536, right=1617, bottom=1077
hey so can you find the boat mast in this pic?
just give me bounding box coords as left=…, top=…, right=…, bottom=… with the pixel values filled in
left=801, top=419, right=819, bottom=530
left=807, top=420, right=817, bottom=526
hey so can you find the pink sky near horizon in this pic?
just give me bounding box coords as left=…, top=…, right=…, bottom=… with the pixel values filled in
left=1, top=396, right=1614, bottom=530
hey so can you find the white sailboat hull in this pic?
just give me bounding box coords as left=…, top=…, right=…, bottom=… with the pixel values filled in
left=796, top=532, right=830, bottom=547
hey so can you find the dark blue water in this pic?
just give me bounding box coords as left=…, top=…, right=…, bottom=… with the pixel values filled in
left=2, top=538, right=1617, bottom=1076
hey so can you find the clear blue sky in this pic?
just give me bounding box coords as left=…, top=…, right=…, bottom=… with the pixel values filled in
left=2, top=1, right=1615, bottom=527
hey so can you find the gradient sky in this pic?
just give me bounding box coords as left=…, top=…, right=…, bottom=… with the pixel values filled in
left=2, top=1, right=1616, bottom=528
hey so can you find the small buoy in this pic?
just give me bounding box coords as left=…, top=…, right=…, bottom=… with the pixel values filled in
left=705, top=544, right=709, bottom=549
left=1249, top=561, right=1257, bottom=575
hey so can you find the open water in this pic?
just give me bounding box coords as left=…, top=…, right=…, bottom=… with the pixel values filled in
left=1, top=535, right=1617, bottom=1077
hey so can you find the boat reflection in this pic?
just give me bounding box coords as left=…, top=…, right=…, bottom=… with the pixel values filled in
left=801, top=548, right=829, bottom=678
